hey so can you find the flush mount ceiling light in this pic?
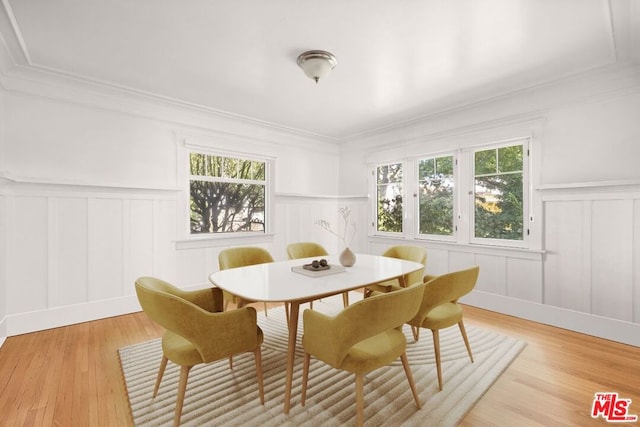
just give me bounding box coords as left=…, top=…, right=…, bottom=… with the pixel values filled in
left=297, top=50, right=337, bottom=83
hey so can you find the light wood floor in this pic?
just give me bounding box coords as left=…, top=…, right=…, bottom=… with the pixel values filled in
left=1, top=301, right=638, bottom=427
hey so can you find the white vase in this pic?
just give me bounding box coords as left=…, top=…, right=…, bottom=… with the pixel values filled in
left=339, top=247, right=356, bottom=267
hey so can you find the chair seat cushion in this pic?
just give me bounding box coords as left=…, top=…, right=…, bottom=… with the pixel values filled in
left=366, top=279, right=399, bottom=294
left=162, top=331, right=203, bottom=367
left=421, top=302, right=463, bottom=330
left=340, top=329, right=406, bottom=374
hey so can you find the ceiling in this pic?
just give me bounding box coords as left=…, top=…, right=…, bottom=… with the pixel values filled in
left=0, top=0, right=638, bottom=140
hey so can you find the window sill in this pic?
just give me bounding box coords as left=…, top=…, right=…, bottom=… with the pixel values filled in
left=174, top=232, right=276, bottom=250
left=368, top=235, right=544, bottom=260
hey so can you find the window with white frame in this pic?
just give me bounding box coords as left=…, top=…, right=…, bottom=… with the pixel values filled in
left=417, top=154, right=455, bottom=238
left=472, top=142, right=526, bottom=243
left=372, top=138, right=530, bottom=248
left=375, top=162, right=403, bottom=233
left=189, top=151, right=269, bottom=235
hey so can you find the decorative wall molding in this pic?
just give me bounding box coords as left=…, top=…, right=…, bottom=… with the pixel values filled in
left=538, top=179, right=640, bottom=193
left=0, top=171, right=181, bottom=194
left=463, top=290, right=640, bottom=347
left=275, top=192, right=368, bottom=201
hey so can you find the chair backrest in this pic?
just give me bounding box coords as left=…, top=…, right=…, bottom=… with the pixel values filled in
left=286, top=242, right=328, bottom=260
left=411, top=266, right=480, bottom=324
left=135, top=276, right=258, bottom=362
left=135, top=276, right=211, bottom=356
left=306, top=283, right=425, bottom=367
left=219, top=246, right=274, bottom=270
left=382, top=245, right=427, bottom=286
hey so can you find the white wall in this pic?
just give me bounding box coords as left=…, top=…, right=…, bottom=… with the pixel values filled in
left=339, top=64, right=640, bottom=346
left=0, top=70, right=350, bottom=338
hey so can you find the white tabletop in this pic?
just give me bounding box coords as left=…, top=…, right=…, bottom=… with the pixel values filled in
left=208, top=253, right=424, bottom=303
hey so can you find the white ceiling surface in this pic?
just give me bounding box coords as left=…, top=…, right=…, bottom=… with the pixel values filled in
left=0, top=0, right=638, bottom=140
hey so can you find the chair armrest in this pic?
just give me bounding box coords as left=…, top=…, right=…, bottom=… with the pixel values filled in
left=179, top=304, right=260, bottom=363
left=302, top=309, right=345, bottom=368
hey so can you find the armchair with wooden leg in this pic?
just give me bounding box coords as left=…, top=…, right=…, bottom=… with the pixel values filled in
left=364, top=245, right=427, bottom=296
left=135, top=276, right=265, bottom=427
left=218, top=246, right=274, bottom=315
left=301, top=282, right=426, bottom=427
left=407, top=266, right=480, bottom=391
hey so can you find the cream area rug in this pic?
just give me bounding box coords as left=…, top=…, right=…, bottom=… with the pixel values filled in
left=119, top=292, right=526, bottom=426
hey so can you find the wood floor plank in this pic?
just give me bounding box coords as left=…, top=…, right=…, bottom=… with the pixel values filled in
left=0, top=304, right=638, bottom=426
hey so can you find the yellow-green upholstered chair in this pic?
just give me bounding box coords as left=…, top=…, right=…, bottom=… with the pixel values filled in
left=218, top=246, right=274, bottom=316
left=408, top=266, right=480, bottom=391
left=135, top=277, right=265, bottom=427
left=301, top=282, right=426, bottom=427
left=364, top=245, right=427, bottom=296
left=286, top=242, right=350, bottom=311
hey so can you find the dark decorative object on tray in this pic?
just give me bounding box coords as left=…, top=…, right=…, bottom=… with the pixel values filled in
left=303, top=259, right=330, bottom=271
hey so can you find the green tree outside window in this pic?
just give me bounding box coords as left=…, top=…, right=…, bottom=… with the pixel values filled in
left=474, top=145, right=524, bottom=240
left=376, top=162, right=403, bottom=232
left=190, top=153, right=266, bottom=234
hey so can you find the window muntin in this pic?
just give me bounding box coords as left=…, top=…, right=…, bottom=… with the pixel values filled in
left=376, top=162, right=403, bottom=233
left=417, top=155, right=455, bottom=237
left=473, top=144, right=524, bottom=241
left=189, top=153, right=267, bottom=234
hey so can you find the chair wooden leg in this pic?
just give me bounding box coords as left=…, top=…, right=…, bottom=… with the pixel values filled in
left=229, top=356, right=233, bottom=369
left=153, top=355, right=168, bottom=398
left=458, top=320, right=474, bottom=363
left=400, top=353, right=421, bottom=409
left=173, top=365, right=191, bottom=427
left=355, top=373, right=365, bottom=427
left=411, top=325, right=420, bottom=341
left=342, top=292, right=349, bottom=307
left=301, top=352, right=311, bottom=406
left=309, top=300, right=314, bottom=310
left=263, top=302, right=268, bottom=317
left=254, top=347, right=265, bottom=405
left=431, top=329, right=443, bottom=391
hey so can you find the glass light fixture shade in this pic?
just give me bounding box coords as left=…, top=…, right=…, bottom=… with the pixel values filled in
left=297, top=50, right=337, bottom=83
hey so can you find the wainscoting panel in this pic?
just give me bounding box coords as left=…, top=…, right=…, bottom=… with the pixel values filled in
left=474, top=254, right=507, bottom=295
left=423, top=247, right=449, bottom=276
left=2, top=182, right=180, bottom=336
left=543, top=200, right=587, bottom=312
left=591, top=199, right=634, bottom=321
left=506, top=257, right=542, bottom=302
left=87, top=198, right=124, bottom=302
left=125, top=199, right=155, bottom=296
left=7, top=196, right=48, bottom=314
left=52, top=197, right=89, bottom=307
left=635, top=199, right=640, bottom=324
left=543, top=188, right=640, bottom=326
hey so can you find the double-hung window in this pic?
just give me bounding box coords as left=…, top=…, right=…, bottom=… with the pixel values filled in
left=472, top=142, right=526, bottom=244
left=189, top=152, right=269, bottom=235
left=417, top=154, right=455, bottom=239
left=372, top=138, right=530, bottom=248
left=375, top=162, right=403, bottom=234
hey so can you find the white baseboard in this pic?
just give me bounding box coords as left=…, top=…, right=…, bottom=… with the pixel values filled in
left=463, top=290, right=640, bottom=347
left=2, top=283, right=211, bottom=338
left=5, top=295, right=142, bottom=337
left=0, top=315, right=6, bottom=348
